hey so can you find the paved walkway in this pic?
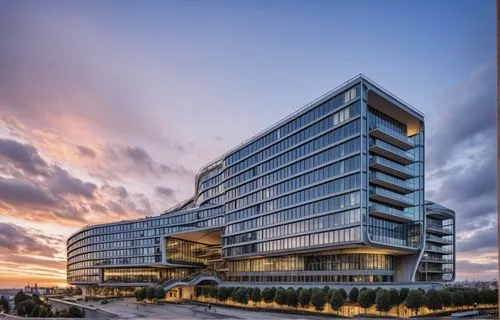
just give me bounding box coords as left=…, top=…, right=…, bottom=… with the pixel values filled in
left=76, top=298, right=335, bottom=319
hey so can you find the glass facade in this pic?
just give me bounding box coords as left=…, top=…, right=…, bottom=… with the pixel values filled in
left=67, top=75, right=454, bottom=287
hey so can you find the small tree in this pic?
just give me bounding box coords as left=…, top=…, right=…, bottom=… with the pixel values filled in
left=17, top=300, right=34, bottom=316
left=262, top=288, right=274, bottom=303
left=0, top=296, right=10, bottom=313
left=462, top=290, right=473, bottom=307
left=399, top=287, right=409, bottom=305
left=405, top=290, right=424, bottom=316
left=311, top=289, right=326, bottom=311
left=209, top=287, right=218, bottom=299
left=375, top=289, right=392, bottom=315
left=338, top=288, right=347, bottom=300
left=217, top=287, right=230, bottom=302
left=146, top=287, right=156, bottom=300
left=349, top=287, right=359, bottom=303
left=14, top=291, right=29, bottom=309
left=322, top=285, right=330, bottom=298
left=274, top=288, right=287, bottom=306
left=298, top=288, right=311, bottom=308
left=330, top=290, right=344, bottom=315
left=286, top=288, right=298, bottom=307
left=68, top=306, right=85, bottom=318
left=195, top=286, right=203, bottom=298
left=251, top=288, right=261, bottom=304
left=440, top=289, right=452, bottom=308
left=389, top=288, right=400, bottom=314
left=358, top=289, right=374, bottom=315
left=451, top=291, right=464, bottom=309
left=424, top=289, right=442, bottom=311
left=155, top=287, right=166, bottom=301
left=235, top=287, right=249, bottom=305
left=202, top=286, right=211, bottom=297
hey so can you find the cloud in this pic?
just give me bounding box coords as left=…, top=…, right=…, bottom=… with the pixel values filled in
left=0, top=178, right=56, bottom=208
left=0, top=223, right=60, bottom=257
left=155, top=186, right=176, bottom=200
left=0, top=138, right=50, bottom=177
left=48, top=166, right=97, bottom=199
left=77, top=144, right=97, bottom=158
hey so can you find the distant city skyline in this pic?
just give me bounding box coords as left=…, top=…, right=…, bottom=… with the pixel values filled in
left=0, top=0, right=496, bottom=288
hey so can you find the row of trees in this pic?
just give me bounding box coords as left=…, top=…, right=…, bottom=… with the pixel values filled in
left=13, top=291, right=84, bottom=318
left=135, top=287, right=166, bottom=302
left=195, top=285, right=498, bottom=316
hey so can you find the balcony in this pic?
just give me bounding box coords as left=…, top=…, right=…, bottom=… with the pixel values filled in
left=369, top=139, right=415, bottom=165
left=369, top=171, right=415, bottom=194
left=425, top=244, right=453, bottom=254
left=426, top=224, right=454, bottom=236
left=369, top=156, right=416, bottom=179
left=369, top=204, right=415, bottom=223
left=421, top=256, right=453, bottom=263
left=369, top=187, right=414, bottom=208
left=369, top=124, right=414, bottom=150
left=426, top=234, right=453, bottom=245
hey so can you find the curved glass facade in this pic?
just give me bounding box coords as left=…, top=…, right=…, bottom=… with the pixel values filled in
left=67, top=75, right=455, bottom=288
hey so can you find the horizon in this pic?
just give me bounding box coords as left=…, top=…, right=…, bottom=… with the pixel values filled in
left=0, top=0, right=496, bottom=288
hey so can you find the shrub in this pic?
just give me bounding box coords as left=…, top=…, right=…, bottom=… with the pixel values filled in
left=0, top=296, right=10, bottom=313
left=195, top=286, right=203, bottom=298
left=349, top=287, right=359, bottom=303
left=311, top=289, right=326, bottom=311
left=286, top=288, right=298, bottom=307
left=30, top=305, right=41, bottom=317
left=68, top=305, right=85, bottom=318
left=155, top=287, right=166, bottom=300
left=424, top=289, right=442, bottom=311
left=405, top=290, right=424, bottom=315
left=329, top=290, right=344, bottom=315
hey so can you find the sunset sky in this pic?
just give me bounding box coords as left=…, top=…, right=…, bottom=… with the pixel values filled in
left=0, top=0, right=496, bottom=288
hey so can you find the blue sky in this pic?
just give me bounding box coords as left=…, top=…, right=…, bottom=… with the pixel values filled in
left=0, top=0, right=496, bottom=286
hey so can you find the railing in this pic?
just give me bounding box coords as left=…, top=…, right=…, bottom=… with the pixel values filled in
left=369, top=171, right=415, bottom=190
left=369, top=204, right=415, bottom=220
left=426, top=222, right=454, bottom=233
left=422, top=256, right=453, bottom=263
left=370, top=187, right=414, bottom=205
left=370, top=156, right=415, bottom=175
left=425, top=244, right=453, bottom=254
left=370, top=139, right=414, bottom=161
left=369, top=123, right=413, bottom=145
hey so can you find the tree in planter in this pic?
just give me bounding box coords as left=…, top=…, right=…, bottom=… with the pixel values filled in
left=424, top=289, right=442, bottom=312
left=388, top=288, right=399, bottom=314
left=322, top=286, right=330, bottom=298
left=195, top=286, right=203, bottom=298
left=286, top=288, right=298, bottom=308
left=155, top=288, right=166, bottom=301
left=348, top=287, right=359, bottom=303
left=311, top=289, right=326, bottom=312
left=202, top=286, right=211, bottom=298
left=405, top=290, right=424, bottom=316
left=357, top=289, right=374, bottom=315
left=146, top=287, right=156, bottom=301
left=375, top=289, right=392, bottom=316
left=274, top=288, right=287, bottom=306
left=329, top=290, right=344, bottom=315
left=262, top=288, right=274, bottom=304
left=231, top=287, right=240, bottom=302
left=250, top=288, right=261, bottom=305
left=217, top=287, right=230, bottom=302
left=298, top=288, right=311, bottom=308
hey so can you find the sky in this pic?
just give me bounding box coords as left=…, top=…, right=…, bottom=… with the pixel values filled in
left=0, top=0, right=496, bottom=288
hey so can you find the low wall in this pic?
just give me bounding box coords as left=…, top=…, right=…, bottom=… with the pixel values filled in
left=46, top=298, right=117, bottom=319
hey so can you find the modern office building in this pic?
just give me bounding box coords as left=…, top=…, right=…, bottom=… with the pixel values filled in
left=67, top=74, right=455, bottom=295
